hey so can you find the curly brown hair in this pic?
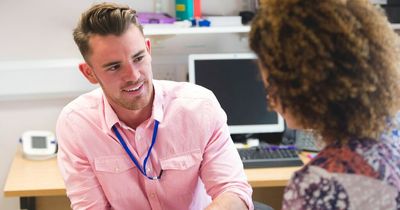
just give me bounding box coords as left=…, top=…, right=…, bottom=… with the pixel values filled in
left=250, top=0, right=400, bottom=143
left=73, top=2, right=143, bottom=61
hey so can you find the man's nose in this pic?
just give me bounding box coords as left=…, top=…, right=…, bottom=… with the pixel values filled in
left=124, top=63, right=140, bottom=81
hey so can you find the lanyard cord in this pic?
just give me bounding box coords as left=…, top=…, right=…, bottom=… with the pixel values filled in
left=143, top=120, right=159, bottom=177
left=112, top=120, right=161, bottom=180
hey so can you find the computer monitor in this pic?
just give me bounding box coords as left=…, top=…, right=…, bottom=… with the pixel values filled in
left=188, top=53, right=285, bottom=134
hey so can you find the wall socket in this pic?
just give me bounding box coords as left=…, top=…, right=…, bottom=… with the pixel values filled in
left=154, top=67, right=177, bottom=81
left=153, top=64, right=188, bottom=81
left=152, top=56, right=188, bottom=82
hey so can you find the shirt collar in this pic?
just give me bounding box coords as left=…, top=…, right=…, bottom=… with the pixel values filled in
left=150, top=80, right=164, bottom=125
left=103, top=94, right=120, bottom=131
left=103, top=80, right=165, bottom=131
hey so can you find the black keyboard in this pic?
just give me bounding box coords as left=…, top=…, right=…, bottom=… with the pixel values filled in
left=238, top=145, right=303, bottom=168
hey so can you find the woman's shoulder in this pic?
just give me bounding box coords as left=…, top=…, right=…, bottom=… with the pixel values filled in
left=283, top=164, right=400, bottom=210
left=281, top=137, right=400, bottom=210
left=309, top=138, right=400, bottom=179
left=309, top=141, right=380, bottom=177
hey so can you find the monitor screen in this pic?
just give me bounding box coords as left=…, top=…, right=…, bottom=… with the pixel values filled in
left=188, top=53, right=284, bottom=134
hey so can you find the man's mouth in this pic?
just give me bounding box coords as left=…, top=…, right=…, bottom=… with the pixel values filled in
left=123, top=82, right=144, bottom=92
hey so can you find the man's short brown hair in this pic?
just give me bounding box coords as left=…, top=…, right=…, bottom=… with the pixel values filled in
left=73, top=2, right=143, bottom=61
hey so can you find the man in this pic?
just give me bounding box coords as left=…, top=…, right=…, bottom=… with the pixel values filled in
left=56, top=2, right=253, bottom=210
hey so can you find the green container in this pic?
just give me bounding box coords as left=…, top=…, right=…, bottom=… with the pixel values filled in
left=175, top=0, right=194, bottom=20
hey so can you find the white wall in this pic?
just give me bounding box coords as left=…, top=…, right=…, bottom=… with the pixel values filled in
left=0, top=97, right=75, bottom=210
left=0, top=0, right=247, bottom=60
left=0, top=0, right=251, bottom=209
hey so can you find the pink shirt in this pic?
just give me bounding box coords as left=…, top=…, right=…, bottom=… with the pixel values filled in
left=57, top=80, right=253, bottom=210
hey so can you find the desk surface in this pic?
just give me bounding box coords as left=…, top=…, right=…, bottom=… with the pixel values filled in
left=245, top=152, right=309, bottom=187
left=4, top=149, right=66, bottom=197
left=4, top=149, right=310, bottom=197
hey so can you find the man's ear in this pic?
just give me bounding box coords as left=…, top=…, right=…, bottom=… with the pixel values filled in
left=145, top=38, right=151, bottom=55
left=79, top=63, right=98, bottom=84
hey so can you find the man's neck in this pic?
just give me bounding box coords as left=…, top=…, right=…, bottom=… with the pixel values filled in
left=108, top=96, right=154, bottom=130
left=115, top=104, right=152, bottom=129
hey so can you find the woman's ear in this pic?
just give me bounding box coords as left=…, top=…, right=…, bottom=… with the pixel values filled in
left=79, top=63, right=98, bottom=84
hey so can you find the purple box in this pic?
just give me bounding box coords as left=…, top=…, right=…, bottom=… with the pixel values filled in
left=137, top=12, right=176, bottom=24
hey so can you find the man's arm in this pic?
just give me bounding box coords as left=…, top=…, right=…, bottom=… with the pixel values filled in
left=57, top=112, right=110, bottom=210
left=205, top=192, right=248, bottom=210
left=199, top=96, right=254, bottom=210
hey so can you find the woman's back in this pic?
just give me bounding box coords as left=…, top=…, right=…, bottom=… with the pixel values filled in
left=283, top=132, right=400, bottom=209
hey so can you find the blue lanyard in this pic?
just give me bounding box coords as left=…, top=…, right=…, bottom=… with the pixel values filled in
left=112, top=120, right=163, bottom=180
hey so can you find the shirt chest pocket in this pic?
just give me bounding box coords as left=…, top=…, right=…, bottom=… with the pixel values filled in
left=94, top=155, right=135, bottom=173
left=160, top=149, right=203, bottom=171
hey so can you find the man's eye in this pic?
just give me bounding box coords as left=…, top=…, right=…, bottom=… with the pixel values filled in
left=107, top=64, right=120, bottom=71
left=134, top=56, right=144, bottom=63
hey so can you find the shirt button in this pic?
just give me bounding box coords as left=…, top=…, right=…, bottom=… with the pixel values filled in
left=150, top=193, right=155, bottom=198
left=147, top=167, right=152, bottom=173
left=115, top=167, right=119, bottom=172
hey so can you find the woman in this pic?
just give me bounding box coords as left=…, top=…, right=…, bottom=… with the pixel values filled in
left=249, top=0, right=400, bottom=209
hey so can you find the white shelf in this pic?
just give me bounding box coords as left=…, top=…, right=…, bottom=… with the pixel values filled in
left=143, top=23, right=399, bottom=35
left=143, top=25, right=250, bottom=36
left=392, top=24, right=400, bottom=30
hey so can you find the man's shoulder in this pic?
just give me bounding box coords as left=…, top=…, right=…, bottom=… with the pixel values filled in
left=156, top=80, right=215, bottom=101
left=155, top=80, right=225, bottom=124
left=60, top=88, right=103, bottom=116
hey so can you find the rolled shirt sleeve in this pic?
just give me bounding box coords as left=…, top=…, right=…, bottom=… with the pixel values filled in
left=200, top=94, right=254, bottom=210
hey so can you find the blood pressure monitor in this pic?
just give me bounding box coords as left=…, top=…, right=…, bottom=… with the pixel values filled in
left=20, top=130, right=57, bottom=160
